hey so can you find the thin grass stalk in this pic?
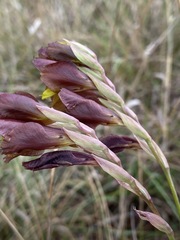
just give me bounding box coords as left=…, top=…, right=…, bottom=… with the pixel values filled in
left=15, top=163, right=44, bottom=240
left=86, top=168, right=104, bottom=239
left=162, top=0, right=173, bottom=150
left=130, top=206, right=138, bottom=240
left=117, top=188, right=127, bottom=238
left=87, top=166, right=113, bottom=240
left=137, top=151, right=144, bottom=213
left=165, top=169, right=180, bottom=219
left=47, top=168, right=56, bottom=240
left=0, top=208, right=24, bottom=240
left=92, top=170, right=113, bottom=239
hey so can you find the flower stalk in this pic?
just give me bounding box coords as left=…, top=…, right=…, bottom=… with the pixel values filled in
left=1, top=39, right=179, bottom=238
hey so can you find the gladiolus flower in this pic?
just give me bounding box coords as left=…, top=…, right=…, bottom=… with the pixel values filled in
left=0, top=119, right=24, bottom=136
left=38, top=41, right=77, bottom=62
left=36, top=40, right=101, bottom=72
left=0, top=122, right=73, bottom=162
left=33, top=59, right=95, bottom=92
left=23, top=150, right=97, bottom=171
left=59, top=88, right=121, bottom=127
left=100, top=135, right=140, bottom=153
left=0, top=92, right=49, bottom=123
left=33, top=40, right=115, bottom=102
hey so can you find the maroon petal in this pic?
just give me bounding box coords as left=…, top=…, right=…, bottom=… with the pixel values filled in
left=0, top=92, right=48, bottom=123
left=0, top=120, right=45, bottom=162
left=0, top=119, right=24, bottom=136
left=23, top=150, right=97, bottom=171
left=14, top=91, right=39, bottom=101
left=76, top=89, right=102, bottom=103
left=100, top=135, right=141, bottom=153
left=32, top=58, right=57, bottom=71
left=33, top=60, right=95, bottom=92
left=38, top=42, right=77, bottom=62
left=59, top=88, right=120, bottom=127
left=1, top=122, right=73, bottom=156
left=134, top=209, right=174, bottom=236
left=51, top=89, right=102, bottom=112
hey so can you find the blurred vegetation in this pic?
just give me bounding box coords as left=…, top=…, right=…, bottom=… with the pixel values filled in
left=0, top=0, right=180, bottom=239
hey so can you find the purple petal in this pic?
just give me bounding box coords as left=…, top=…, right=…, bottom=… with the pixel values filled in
left=1, top=122, right=73, bottom=156
left=23, top=150, right=97, bottom=171
left=0, top=92, right=48, bottom=123
left=76, top=89, right=102, bottom=103
left=34, top=61, right=94, bottom=92
left=59, top=88, right=120, bottom=127
left=14, top=91, right=39, bottom=101
left=134, top=209, right=174, bottom=236
left=32, top=58, right=57, bottom=71
left=0, top=120, right=44, bottom=162
left=100, top=135, right=140, bottom=153
left=0, top=119, right=24, bottom=136
left=38, top=42, right=77, bottom=62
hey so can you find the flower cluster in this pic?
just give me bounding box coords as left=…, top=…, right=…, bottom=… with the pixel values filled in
left=0, top=40, right=174, bottom=238
left=32, top=41, right=122, bottom=127
left=0, top=91, right=138, bottom=163
left=0, top=40, right=139, bottom=165
left=0, top=92, right=74, bottom=162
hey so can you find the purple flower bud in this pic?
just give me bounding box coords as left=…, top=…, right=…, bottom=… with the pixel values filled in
left=1, top=122, right=73, bottom=161
left=38, top=42, right=77, bottom=62
left=100, top=135, right=140, bottom=153
left=23, top=150, right=97, bottom=171
left=0, top=92, right=49, bottom=123
left=59, top=88, right=121, bottom=127
left=51, top=89, right=102, bottom=112
left=33, top=59, right=95, bottom=92
left=32, top=58, right=57, bottom=71
left=134, top=209, right=174, bottom=237
left=0, top=119, right=24, bottom=136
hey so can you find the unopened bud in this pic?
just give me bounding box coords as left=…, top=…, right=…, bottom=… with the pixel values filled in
left=118, top=112, right=151, bottom=141
left=64, top=129, right=109, bottom=159
left=80, top=67, right=124, bottom=105
left=134, top=209, right=174, bottom=237
left=65, top=39, right=102, bottom=72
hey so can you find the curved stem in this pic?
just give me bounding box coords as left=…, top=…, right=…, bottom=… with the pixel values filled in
left=164, top=169, right=180, bottom=219
left=147, top=140, right=180, bottom=220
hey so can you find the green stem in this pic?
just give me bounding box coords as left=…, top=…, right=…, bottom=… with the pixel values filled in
left=164, top=169, right=180, bottom=219
left=147, top=140, right=180, bottom=220
left=117, top=102, right=180, bottom=220
left=145, top=199, right=160, bottom=216
left=167, top=233, right=175, bottom=240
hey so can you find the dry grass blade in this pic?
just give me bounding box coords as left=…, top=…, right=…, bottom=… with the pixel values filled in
left=0, top=208, right=24, bottom=240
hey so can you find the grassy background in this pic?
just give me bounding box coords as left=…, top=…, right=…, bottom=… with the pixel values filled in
left=0, top=0, right=180, bottom=239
